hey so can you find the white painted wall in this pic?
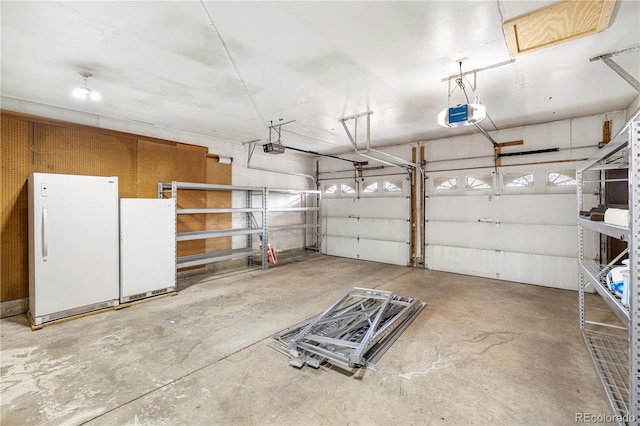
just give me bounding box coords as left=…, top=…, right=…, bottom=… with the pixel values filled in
left=626, top=95, right=640, bottom=122
left=424, top=112, right=627, bottom=171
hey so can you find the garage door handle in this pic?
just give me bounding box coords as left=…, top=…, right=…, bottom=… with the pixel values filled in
left=348, top=215, right=359, bottom=219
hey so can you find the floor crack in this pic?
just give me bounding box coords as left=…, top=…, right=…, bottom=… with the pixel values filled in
left=399, top=331, right=525, bottom=379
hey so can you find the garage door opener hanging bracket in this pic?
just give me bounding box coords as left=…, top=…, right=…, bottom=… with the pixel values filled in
left=339, top=111, right=420, bottom=171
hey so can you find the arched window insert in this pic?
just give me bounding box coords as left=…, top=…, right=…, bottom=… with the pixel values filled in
left=324, top=184, right=337, bottom=194
left=363, top=182, right=378, bottom=193
left=466, top=176, right=492, bottom=190
left=546, top=171, right=576, bottom=187
left=504, top=173, right=535, bottom=189
left=341, top=183, right=356, bottom=194
left=435, top=178, right=457, bottom=191
left=384, top=181, right=402, bottom=193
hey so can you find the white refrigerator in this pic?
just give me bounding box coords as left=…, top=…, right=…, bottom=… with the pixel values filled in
left=120, top=198, right=176, bottom=303
left=28, top=173, right=120, bottom=325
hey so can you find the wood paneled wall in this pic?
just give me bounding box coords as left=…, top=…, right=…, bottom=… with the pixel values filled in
left=0, top=111, right=231, bottom=303
left=206, top=155, right=232, bottom=253
left=1, top=116, right=32, bottom=302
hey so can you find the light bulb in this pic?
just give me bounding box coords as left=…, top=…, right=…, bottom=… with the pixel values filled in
left=72, top=87, right=101, bottom=101
left=72, top=87, right=91, bottom=99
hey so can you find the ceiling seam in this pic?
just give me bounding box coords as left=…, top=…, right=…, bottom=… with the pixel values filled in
left=281, top=129, right=347, bottom=148
left=495, top=0, right=510, bottom=53
left=199, top=1, right=267, bottom=127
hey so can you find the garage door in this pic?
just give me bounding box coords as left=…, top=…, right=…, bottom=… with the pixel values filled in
left=321, top=178, right=411, bottom=266
left=425, top=168, right=599, bottom=290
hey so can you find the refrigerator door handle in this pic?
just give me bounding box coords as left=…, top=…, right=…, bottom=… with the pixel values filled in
left=42, top=205, right=48, bottom=261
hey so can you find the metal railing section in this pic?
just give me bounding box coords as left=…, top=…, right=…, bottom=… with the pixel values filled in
left=270, top=287, right=426, bottom=371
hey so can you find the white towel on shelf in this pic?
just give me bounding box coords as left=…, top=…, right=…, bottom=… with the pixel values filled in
left=604, top=208, right=629, bottom=227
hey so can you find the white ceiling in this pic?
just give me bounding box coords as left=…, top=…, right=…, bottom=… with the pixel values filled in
left=2, top=1, right=639, bottom=154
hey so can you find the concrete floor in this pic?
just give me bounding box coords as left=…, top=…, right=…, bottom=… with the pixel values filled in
left=1, top=255, right=616, bottom=425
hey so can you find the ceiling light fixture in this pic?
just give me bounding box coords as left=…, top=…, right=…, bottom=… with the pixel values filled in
left=72, top=72, right=101, bottom=101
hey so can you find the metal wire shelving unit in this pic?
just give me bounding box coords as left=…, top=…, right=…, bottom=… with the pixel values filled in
left=158, top=182, right=320, bottom=271
left=266, top=187, right=322, bottom=263
left=577, top=121, right=639, bottom=425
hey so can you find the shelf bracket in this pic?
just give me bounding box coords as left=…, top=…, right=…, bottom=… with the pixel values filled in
left=590, top=45, right=640, bottom=93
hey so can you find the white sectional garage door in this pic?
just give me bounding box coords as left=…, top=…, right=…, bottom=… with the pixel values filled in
left=426, top=193, right=578, bottom=290
left=425, top=168, right=599, bottom=291
left=321, top=179, right=411, bottom=266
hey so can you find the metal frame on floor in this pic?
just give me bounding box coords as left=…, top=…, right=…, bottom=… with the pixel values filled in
left=271, top=287, right=426, bottom=371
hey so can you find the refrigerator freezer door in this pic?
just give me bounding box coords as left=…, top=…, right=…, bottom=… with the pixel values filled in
left=120, top=198, right=176, bottom=302
left=28, top=173, right=120, bottom=322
